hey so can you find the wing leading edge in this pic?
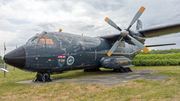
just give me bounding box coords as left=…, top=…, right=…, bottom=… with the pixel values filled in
left=138, top=23, right=180, bottom=38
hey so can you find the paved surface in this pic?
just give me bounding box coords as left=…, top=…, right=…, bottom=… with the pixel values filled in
left=16, top=70, right=169, bottom=86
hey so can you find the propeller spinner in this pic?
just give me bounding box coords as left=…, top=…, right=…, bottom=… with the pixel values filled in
left=105, top=6, right=149, bottom=56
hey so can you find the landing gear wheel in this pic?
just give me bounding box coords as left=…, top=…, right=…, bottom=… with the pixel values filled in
left=36, top=72, right=43, bottom=81
left=123, top=68, right=129, bottom=73
left=123, top=67, right=132, bottom=73
left=34, top=72, right=52, bottom=82
left=42, top=73, right=52, bottom=82
left=127, top=68, right=132, bottom=72
left=113, top=67, right=132, bottom=73
left=113, top=67, right=124, bottom=73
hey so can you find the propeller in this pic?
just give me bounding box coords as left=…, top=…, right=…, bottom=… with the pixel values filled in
left=105, top=6, right=149, bottom=56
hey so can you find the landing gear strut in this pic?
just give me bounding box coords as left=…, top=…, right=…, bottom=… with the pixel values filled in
left=113, top=67, right=132, bottom=73
left=34, top=72, right=52, bottom=82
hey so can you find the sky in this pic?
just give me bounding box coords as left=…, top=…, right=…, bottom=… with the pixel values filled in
left=0, top=0, right=180, bottom=57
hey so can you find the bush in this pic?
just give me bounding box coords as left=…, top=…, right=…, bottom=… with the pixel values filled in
left=132, top=53, right=180, bottom=66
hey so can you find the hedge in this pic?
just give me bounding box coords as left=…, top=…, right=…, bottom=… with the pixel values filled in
left=132, top=53, right=180, bottom=66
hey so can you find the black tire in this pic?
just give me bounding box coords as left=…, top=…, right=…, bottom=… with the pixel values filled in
left=36, top=73, right=43, bottom=81
left=128, top=68, right=132, bottom=72
left=123, top=68, right=129, bottom=73
left=42, top=73, right=50, bottom=82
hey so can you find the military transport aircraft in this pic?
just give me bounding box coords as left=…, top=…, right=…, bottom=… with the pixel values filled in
left=3, top=6, right=180, bottom=82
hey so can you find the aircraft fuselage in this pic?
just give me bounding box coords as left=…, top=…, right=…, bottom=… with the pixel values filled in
left=4, top=32, right=141, bottom=73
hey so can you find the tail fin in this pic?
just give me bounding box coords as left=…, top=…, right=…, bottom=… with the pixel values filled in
left=136, top=19, right=142, bottom=30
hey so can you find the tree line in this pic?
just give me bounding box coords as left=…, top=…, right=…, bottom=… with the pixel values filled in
left=0, top=56, right=3, bottom=64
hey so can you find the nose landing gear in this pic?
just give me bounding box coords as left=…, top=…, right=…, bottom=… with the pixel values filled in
left=33, top=72, right=52, bottom=82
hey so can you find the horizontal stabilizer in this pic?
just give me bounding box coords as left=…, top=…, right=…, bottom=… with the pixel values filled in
left=136, top=19, right=142, bottom=30
left=139, top=23, right=180, bottom=38
left=146, top=43, right=176, bottom=47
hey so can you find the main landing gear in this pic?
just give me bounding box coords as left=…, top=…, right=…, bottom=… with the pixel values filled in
left=33, top=72, right=52, bottom=82
left=113, top=67, right=132, bottom=73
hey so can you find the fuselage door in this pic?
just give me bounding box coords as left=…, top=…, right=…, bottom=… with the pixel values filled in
left=36, top=37, right=48, bottom=69
left=44, top=36, right=57, bottom=68
left=36, top=36, right=57, bottom=69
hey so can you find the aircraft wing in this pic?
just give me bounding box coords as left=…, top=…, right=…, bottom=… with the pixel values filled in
left=138, top=23, right=180, bottom=38
left=99, top=34, right=120, bottom=44
left=100, top=23, right=180, bottom=43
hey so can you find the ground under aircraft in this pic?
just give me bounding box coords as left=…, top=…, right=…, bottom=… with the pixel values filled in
left=3, top=6, right=180, bottom=82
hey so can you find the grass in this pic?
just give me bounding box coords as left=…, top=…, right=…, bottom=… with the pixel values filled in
left=0, top=66, right=180, bottom=101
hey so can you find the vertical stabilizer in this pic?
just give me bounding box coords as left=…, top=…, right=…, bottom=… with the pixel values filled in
left=136, top=19, right=142, bottom=30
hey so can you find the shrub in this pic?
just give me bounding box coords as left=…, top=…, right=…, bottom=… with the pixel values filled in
left=132, top=53, right=180, bottom=66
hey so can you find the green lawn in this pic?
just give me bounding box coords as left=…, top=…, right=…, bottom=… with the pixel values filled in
left=0, top=66, right=180, bottom=101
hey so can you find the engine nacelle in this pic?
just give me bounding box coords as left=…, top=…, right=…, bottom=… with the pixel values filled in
left=100, top=56, right=134, bottom=69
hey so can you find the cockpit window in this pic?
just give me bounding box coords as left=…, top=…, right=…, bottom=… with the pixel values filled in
left=26, top=37, right=39, bottom=44
left=46, top=39, right=54, bottom=44
left=38, top=38, right=45, bottom=44
left=26, top=38, right=33, bottom=44
left=38, top=38, right=54, bottom=44
left=31, top=37, right=39, bottom=44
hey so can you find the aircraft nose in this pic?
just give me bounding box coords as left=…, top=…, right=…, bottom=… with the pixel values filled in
left=3, top=46, right=26, bottom=69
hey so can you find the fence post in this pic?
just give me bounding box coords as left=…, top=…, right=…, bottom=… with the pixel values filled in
left=4, top=65, right=7, bottom=77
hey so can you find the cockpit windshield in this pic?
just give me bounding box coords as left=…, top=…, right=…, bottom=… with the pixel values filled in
left=26, top=37, right=39, bottom=44
left=38, top=38, right=45, bottom=44
left=32, top=37, right=39, bottom=43
left=26, top=36, right=54, bottom=45
left=38, top=38, right=54, bottom=44
left=46, top=39, right=54, bottom=44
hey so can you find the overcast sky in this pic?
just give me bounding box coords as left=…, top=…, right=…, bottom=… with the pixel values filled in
left=0, top=0, right=180, bottom=57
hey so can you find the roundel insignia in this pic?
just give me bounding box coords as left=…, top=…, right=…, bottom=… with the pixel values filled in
left=67, top=56, right=75, bottom=65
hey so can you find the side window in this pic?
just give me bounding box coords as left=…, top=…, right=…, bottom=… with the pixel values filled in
left=46, top=39, right=54, bottom=44
left=38, top=38, right=45, bottom=44
left=31, top=37, right=39, bottom=44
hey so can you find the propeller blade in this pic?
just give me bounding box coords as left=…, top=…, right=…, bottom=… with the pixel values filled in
left=127, top=6, right=145, bottom=30
left=107, top=36, right=123, bottom=56
left=127, top=35, right=149, bottom=53
left=59, top=29, right=62, bottom=32
left=105, top=17, right=122, bottom=31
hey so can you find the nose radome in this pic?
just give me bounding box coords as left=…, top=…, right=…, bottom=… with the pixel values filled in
left=3, top=46, right=26, bottom=69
